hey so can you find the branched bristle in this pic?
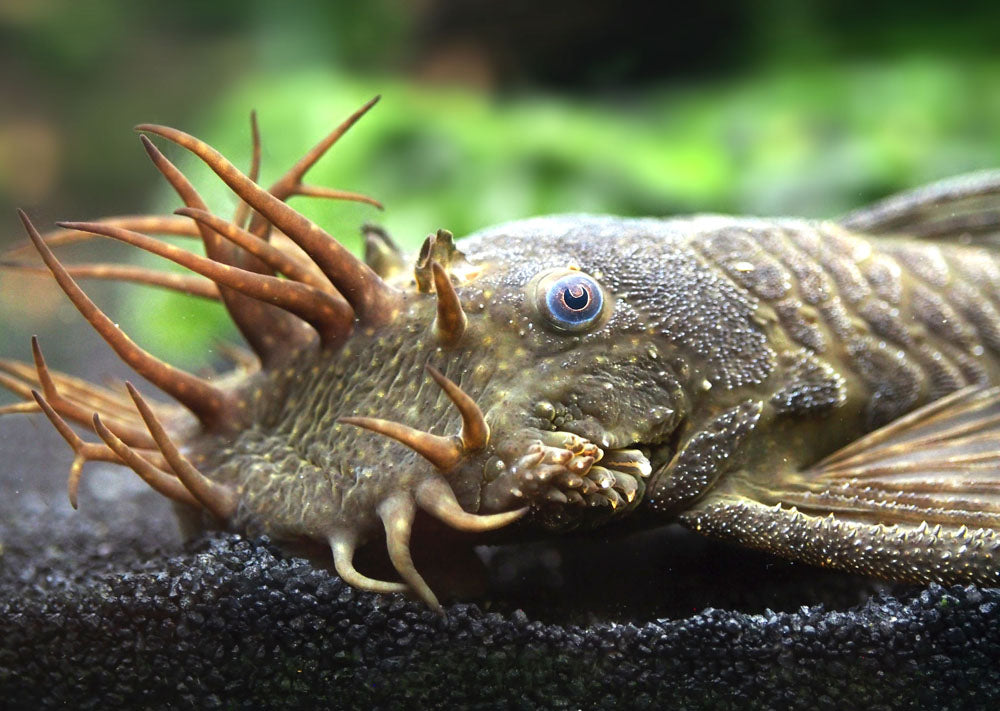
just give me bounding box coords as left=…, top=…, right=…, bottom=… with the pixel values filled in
left=18, top=209, right=230, bottom=429
left=138, top=134, right=223, bottom=235
left=252, top=95, right=383, bottom=232
left=31, top=390, right=122, bottom=508
left=377, top=492, right=441, bottom=611
left=137, top=103, right=400, bottom=325
left=125, top=382, right=238, bottom=521
left=430, top=261, right=467, bottom=347
left=139, top=134, right=309, bottom=366
left=424, top=365, right=488, bottom=451
left=92, top=413, right=202, bottom=509
left=2, top=215, right=200, bottom=258
left=339, top=365, right=488, bottom=471
left=0, top=371, right=37, bottom=401
left=415, top=477, right=527, bottom=531
left=59, top=220, right=354, bottom=349
left=175, top=207, right=336, bottom=292
left=30, top=336, right=154, bottom=448
left=2, top=261, right=221, bottom=300
left=338, top=415, right=463, bottom=471
left=0, top=344, right=155, bottom=448
left=232, top=110, right=262, bottom=229
left=291, top=184, right=383, bottom=210
left=328, top=530, right=409, bottom=595
left=414, top=229, right=475, bottom=293
left=0, top=355, right=137, bottom=422
left=270, top=232, right=330, bottom=280
left=0, top=401, right=41, bottom=415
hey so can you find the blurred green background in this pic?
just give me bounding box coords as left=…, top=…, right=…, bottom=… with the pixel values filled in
left=1, top=0, right=999, bottom=371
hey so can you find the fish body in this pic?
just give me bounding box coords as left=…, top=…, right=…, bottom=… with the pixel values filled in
left=4, top=104, right=1000, bottom=608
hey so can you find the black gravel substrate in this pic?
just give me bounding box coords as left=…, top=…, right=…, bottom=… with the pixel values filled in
left=1, top=420, right=999, bottom=710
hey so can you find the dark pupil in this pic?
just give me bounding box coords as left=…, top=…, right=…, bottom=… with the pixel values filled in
left=562, top=284, right=590, bottom=310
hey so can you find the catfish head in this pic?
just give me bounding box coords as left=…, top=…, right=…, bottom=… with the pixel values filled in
left=344, top=214, right=772, bottom=535
left=0, top=107, right=803, bottom=610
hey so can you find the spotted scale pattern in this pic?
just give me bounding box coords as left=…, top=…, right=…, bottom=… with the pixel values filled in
left=692, top=217, right=1000, bottom=428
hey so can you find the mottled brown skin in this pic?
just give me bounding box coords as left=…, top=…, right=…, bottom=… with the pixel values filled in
left=5, top=112, right=1000, bottom=608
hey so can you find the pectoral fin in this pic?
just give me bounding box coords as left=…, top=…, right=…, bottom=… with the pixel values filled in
left=680, top=386, right=1000, bottom=585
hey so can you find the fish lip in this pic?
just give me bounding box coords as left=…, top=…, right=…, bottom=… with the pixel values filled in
left=586, top=431, right=676, bottom=493
left=554, top=428, right=660, bottom=483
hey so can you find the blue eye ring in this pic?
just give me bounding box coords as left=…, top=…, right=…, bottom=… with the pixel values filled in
left=532, top=269, right=605, bottom=332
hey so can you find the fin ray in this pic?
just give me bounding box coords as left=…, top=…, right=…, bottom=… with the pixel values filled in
left=808, top=386, right=1000, bottom=525
left=691, top=386, right=1000, bottom=584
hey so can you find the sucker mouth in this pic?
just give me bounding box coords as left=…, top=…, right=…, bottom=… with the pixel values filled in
left=591, top=447, right=653, bottom=500
left=504, top=431, right=665, bottom=526
left=577, top=428, right=681, bottom=515
left=477, top=413, right=683, bottom=531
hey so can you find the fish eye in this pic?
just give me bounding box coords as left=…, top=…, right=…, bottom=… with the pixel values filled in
left=532, top=269, right=606, bottom=332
